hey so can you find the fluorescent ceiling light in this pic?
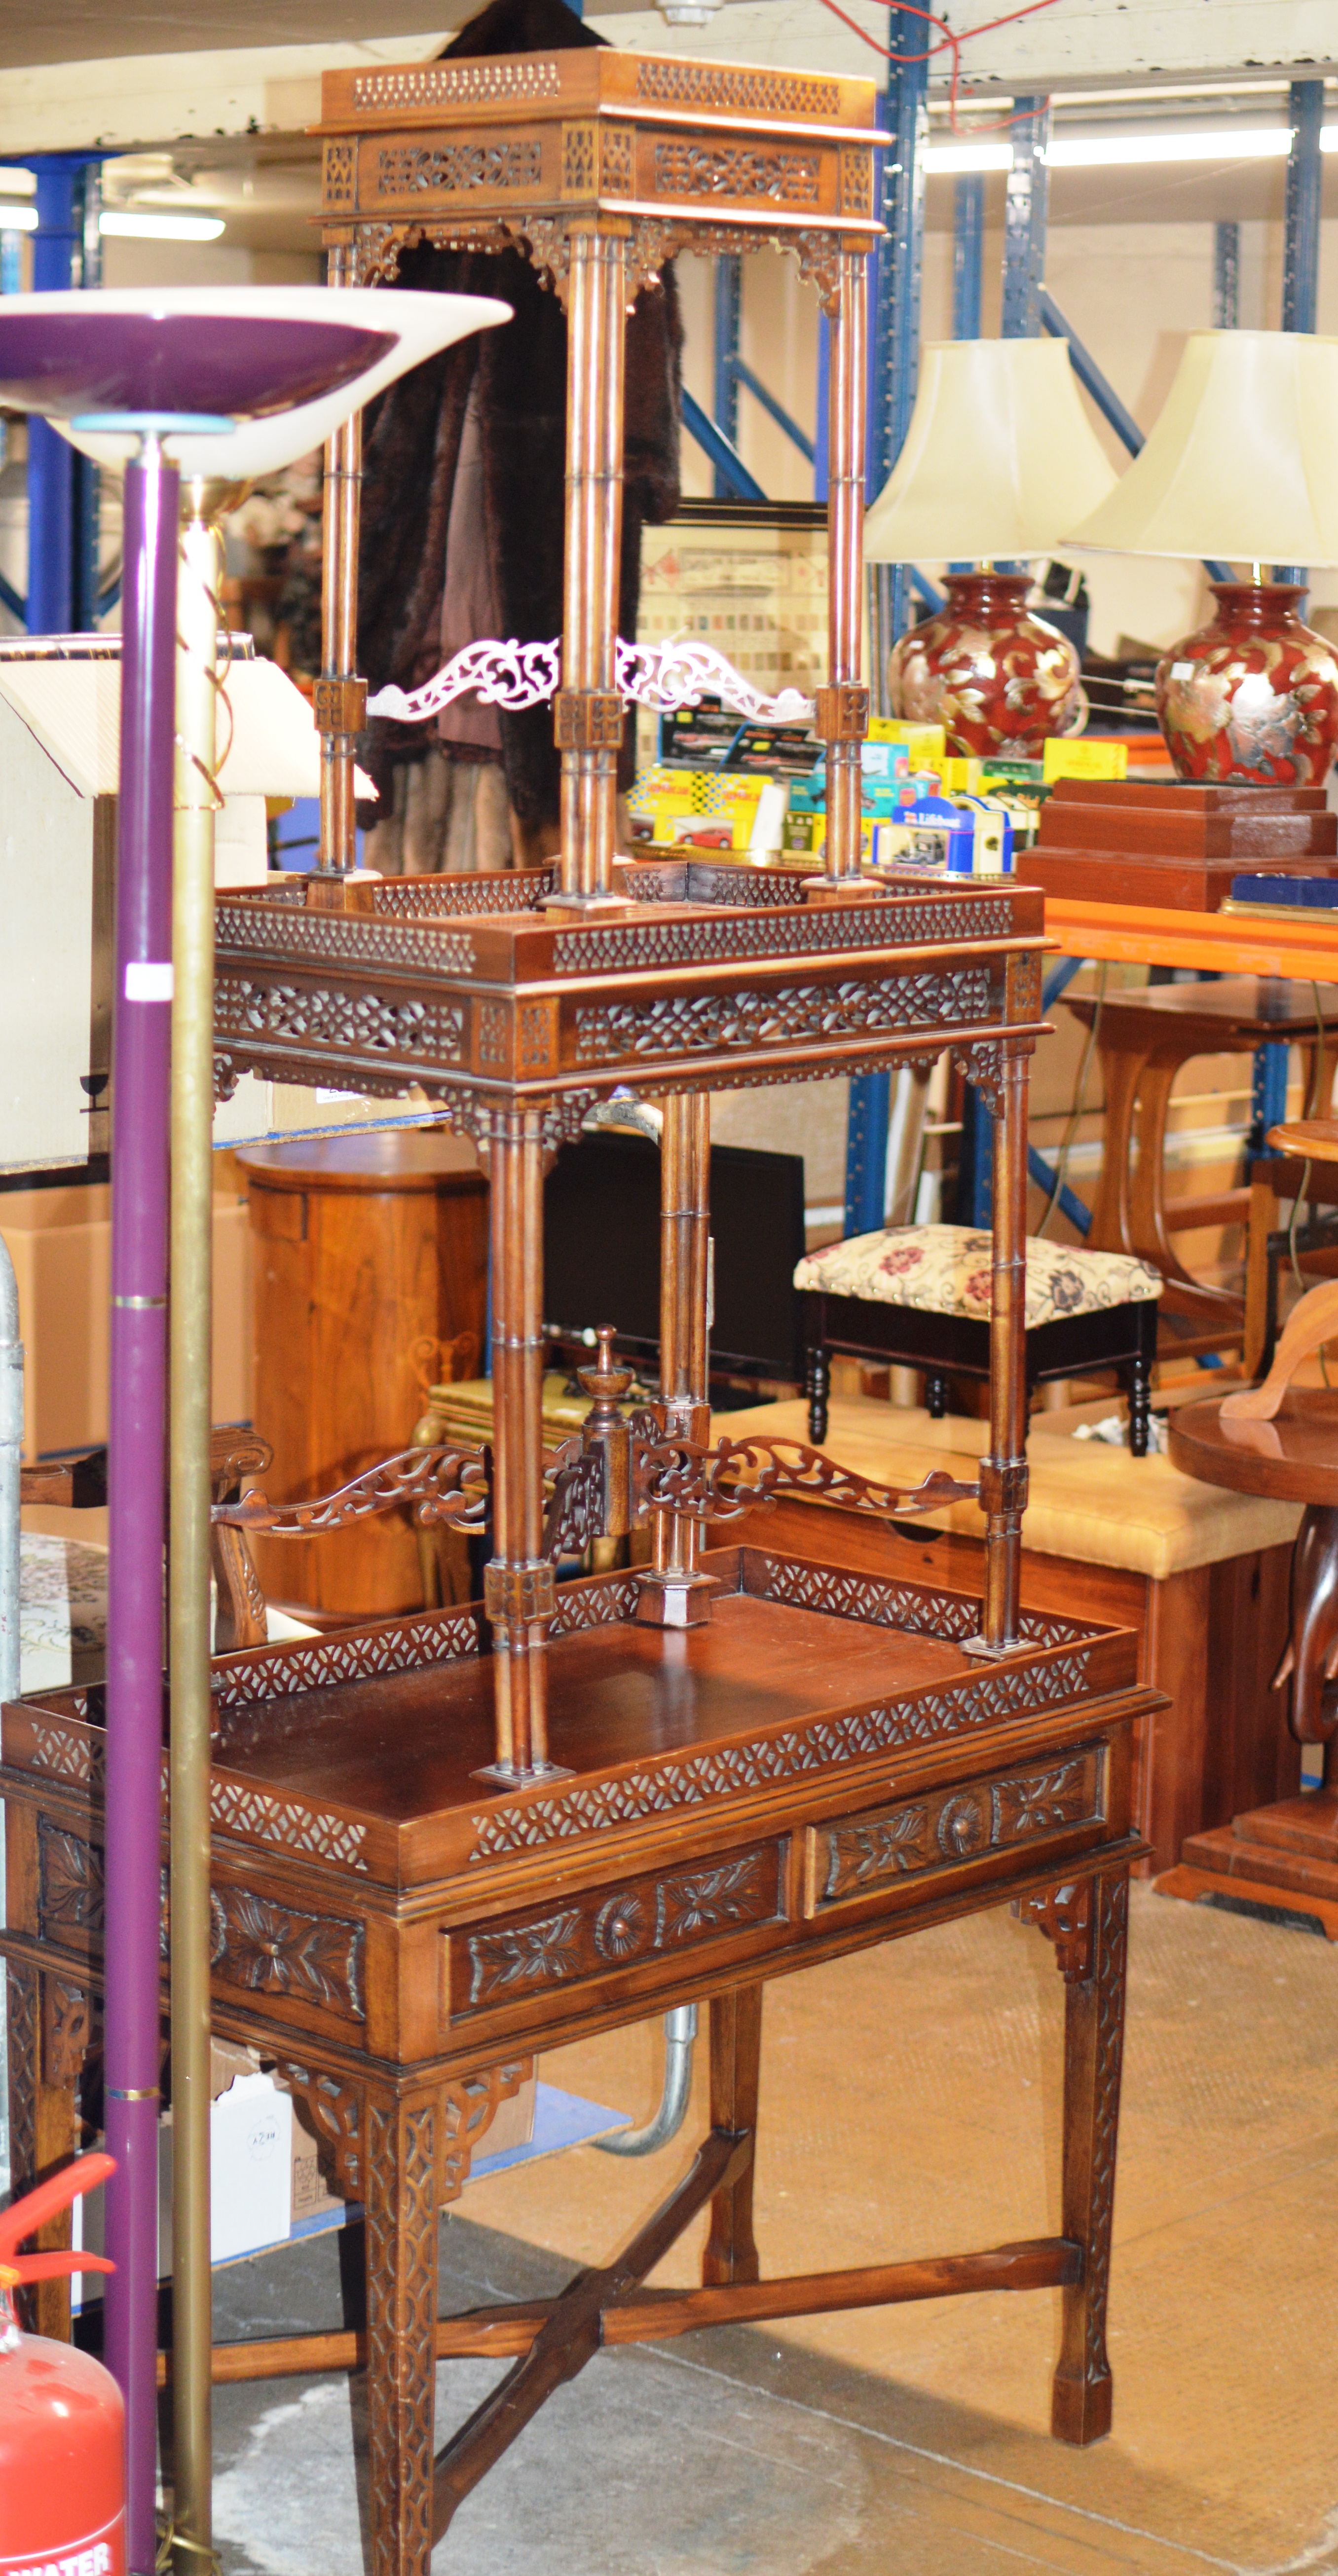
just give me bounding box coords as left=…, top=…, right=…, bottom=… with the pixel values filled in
left=1047, top=126, right=1291, bottom=167
left=925, top=143, right=1012, bottom=174
left=100, top=210, right=225, bottom=242
left=928, top=122, right=1338, bottom=177
left=0, top=206, right=37, bottom=232
left=0, top=169, right=36, bottom=198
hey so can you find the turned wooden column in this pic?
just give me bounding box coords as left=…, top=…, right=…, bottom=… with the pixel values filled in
left=979, top=1042, right=1030, bottom=1651
left=481, top=1104, right=563, bottom=1780
left=638, top=1090, right=714, bottom=1627
left=317, top=239, right=368, bottom=875
left=818, top=248, right=869, bottom=885
left=556, top=221, right=629, bottom=905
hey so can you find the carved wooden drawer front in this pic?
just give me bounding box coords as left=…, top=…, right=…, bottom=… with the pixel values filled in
left=448, top=1840, right=786, bottom=2021
left=805, top=1747, right=1106, bottom=1916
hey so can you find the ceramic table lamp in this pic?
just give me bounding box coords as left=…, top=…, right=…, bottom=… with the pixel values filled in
left=0, top=283, right=507, bottom=2576
left=863, top=336, right=1118, bottom=757
left=1063, top=329, right=1338, bottom=785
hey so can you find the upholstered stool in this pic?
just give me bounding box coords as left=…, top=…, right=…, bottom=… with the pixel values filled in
left=797, top=1223, right=1164, bottom=1453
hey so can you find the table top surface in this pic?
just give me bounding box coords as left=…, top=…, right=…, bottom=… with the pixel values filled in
left=1168, top=1390, right=1338, bottom=1506
left=1064, top=973, right=1338, bottom=1039
left=1267, top=1119, right=1338, bottom=1165
left=236, top=1129, right=481, bottom=1189
left=4, top=1548, right=1135, bottom=1890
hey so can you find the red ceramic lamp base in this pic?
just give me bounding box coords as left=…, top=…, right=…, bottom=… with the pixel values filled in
left=886, top=570, right=1083, bottom=758
left=1156, top=582, right=1338, bottom=786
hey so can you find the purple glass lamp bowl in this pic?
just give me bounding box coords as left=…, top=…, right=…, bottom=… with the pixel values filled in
left=0, top=308, right=397, bottom=422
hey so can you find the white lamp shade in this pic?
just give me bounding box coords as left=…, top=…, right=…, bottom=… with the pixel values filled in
left=1063, top=330, right=1338, bottom=567
left=48, top=287, right=510, bottom=480
left=863, top=337, right=1118, bottom=565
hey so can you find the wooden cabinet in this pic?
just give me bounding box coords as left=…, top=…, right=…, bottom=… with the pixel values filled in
left=237, top=1130, right=487, bottom=1617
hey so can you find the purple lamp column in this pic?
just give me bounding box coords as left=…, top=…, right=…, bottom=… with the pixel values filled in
left=102, top=438, right=179, bottom=2576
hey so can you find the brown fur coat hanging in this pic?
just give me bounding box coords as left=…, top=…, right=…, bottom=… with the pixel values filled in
left=356, top=0, right=684, bottom=837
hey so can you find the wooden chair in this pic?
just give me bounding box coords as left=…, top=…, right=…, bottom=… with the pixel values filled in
left=1065, top=976, right=1338, bottom=1358
left=21, top=1428, right=279, bottom=1655
left=798, top=1223, right=1163, bottom=1454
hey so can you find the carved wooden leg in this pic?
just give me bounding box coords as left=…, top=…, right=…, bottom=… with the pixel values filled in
left=5, top=1960, right=38, bottom=2195
left=1023, top=1871, right=1129, bottom=2446
left=364, top=2092, right=441, bottom=2576
left=704, top=1984, right=763, bottom=2286
left=35, top=1972, right=91, bottom=2340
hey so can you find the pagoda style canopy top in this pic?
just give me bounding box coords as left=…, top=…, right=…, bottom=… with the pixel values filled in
left=316, top=45, right=881, bottom=300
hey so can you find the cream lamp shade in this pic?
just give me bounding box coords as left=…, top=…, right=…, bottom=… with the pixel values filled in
left=863, top=336, right=1118, bottom=565
left=1063, top=329, right=1338, bottom=565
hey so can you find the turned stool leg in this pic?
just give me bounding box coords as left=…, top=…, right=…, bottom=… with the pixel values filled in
left=364, top=2094, right=442, bottom=2576
left=704, top=1984, right=763, bottom=2285
left=1124, top=1308, right=1156, bottom=1458
left=925, top=1373, right=948, bottom=1419
left=806, top=1343, right=829, bottom=1444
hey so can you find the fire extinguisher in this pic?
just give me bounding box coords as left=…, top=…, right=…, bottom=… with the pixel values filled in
left=0, top=2150, right=125, bottom=2576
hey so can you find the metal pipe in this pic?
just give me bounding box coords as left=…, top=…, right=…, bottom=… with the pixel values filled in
left=169, top=478, right=232, bottom=2576
left=103, top=433, right=178, bottom=2576
left=596, top=2006, right=698, bottom=2158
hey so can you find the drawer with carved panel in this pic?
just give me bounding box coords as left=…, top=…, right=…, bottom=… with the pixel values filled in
left=803, top=1745, right=1109, bottom=1919
left=444, top=1837, right=788, bottom=2025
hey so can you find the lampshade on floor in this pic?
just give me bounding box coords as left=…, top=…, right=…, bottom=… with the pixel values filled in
left=1064, top=330, right=1338, bottom=783
left=865, top=337, right=1118, bottom=756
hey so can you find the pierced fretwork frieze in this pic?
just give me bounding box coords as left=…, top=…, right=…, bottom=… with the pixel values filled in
left=212, top=1442, right=491, bottom=1539
left=468, top=1649, right=1098, bottom=1861
left=631, top=1430, right=978, bottom=1526
left=575, top=967, right=997, bottom=1068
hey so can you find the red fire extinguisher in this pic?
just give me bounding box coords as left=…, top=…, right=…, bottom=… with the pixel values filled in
left=0, top=2151, right=125, bottom=2576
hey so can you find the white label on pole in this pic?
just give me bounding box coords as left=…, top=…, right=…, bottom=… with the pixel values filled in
left=1169, top=661, right=1195, bottom=680
left=125, top=960, right=174, bottom=1001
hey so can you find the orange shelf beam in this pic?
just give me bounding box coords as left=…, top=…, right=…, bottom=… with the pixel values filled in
left=1039, top=894, right=1338, bottom=984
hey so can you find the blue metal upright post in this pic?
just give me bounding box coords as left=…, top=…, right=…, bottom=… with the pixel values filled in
left=1214, top=221, right=1239, bottom=331
left=843, top=6, right=928, bottom=1241
left=1001, top=97, right=1051, bottom=342
left=26, top=154, right=102, bottom=632
left=952, top=174, right=984, bottom=340
left=713, top=255, right=742, bottom=500
left=869, top=9, right=928, bottom=661
left=1277, top=79, right=1322, bottom=591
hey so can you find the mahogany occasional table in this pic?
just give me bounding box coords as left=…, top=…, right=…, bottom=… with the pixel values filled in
left=2, top=42, right=1160, bottom=2576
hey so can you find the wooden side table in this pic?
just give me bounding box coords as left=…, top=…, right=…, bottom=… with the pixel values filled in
left=1165, top=1384, right=1338, bottom=1932
left=237, top=1132, right=487, bottom=1619
left=1065, top=976, right=1338, bottom=1352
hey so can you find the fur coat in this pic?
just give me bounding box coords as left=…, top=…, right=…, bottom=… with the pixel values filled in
left=357, top=0, right=684, bottom=833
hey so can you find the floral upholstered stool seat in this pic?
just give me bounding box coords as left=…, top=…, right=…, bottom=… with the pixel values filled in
left=796, top=1224, right=1164, bottom=1454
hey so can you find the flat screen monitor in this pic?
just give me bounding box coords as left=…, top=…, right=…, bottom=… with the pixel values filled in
left=542, top=1130, right=806, bottom=1388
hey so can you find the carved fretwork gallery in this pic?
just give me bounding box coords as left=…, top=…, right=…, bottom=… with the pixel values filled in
left=0, top=42, right=1158, bottom=2576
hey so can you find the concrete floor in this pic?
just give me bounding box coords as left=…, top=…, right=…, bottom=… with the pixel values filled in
left=206, top=1885, right=1338, bottom=2575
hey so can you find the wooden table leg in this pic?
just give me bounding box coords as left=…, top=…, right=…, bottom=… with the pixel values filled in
left=1022, top=1870, right=1128, bottom=2446
left=364, top=2091, right=442, bottom=2576
left=704, top=1984, right=762, bottom=2286
left=1086, top=1039, right=1152, bottom=1256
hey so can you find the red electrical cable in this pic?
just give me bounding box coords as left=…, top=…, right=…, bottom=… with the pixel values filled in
left=817, top=0, right=1067, bottom=136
